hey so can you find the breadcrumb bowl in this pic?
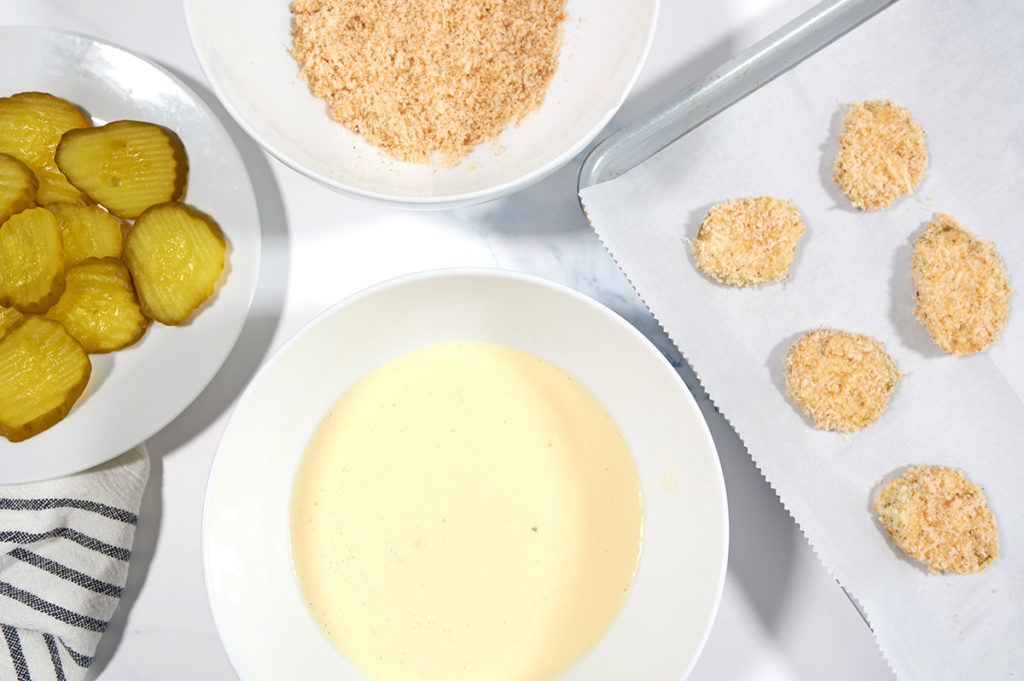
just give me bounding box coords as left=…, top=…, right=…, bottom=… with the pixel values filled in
left=184, top=0, right=658, bottom=209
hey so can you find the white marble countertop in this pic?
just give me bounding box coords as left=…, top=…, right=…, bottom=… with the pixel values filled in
left=4, top=1, right=897, bottom=679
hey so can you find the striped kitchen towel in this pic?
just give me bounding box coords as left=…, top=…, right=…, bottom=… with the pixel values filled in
left=0, top=447, right=149, bottom=681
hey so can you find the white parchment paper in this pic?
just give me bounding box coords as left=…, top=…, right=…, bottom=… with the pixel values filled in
left=580, top=0, right=1024, bottom=677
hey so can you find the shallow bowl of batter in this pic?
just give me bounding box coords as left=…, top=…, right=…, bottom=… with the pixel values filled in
left=203, top=268, right=727, bottom=681
left=183, top=0, right=658, bottom=209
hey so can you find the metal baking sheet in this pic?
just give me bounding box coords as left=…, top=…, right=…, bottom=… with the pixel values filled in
left=580, top=0, right=895, bottom=628
left=579, top=0, right=1024, bottom=678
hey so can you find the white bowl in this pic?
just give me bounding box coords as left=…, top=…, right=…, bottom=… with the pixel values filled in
left=0, top=27, right=260, bottom=483
left=183, top=0, right=658, bottom=209
left=204, top=268, right=728, bottom=681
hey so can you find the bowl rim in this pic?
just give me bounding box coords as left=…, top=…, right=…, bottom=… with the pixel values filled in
left=182, top=1, right=661, bottom=208
left=202, top=266, right=728, bottom=681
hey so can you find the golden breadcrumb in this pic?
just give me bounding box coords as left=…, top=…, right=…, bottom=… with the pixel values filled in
left=913, top=213, right=1011, bottom=355
left=833, top=100, right=927, bottom=210
left=874, top=465, right=998, bottom=574
left=784, top=328, right=899, bottom=433
left=290, top=0, right=566, bottom=164
left=692, top=196, right=805, bottom=286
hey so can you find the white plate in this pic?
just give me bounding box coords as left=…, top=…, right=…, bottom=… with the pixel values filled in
left=204, top=269, right=727, bottom=681
left=0, top=27, right=260, bottom=483
left=183, top=0, right=658, bottom=209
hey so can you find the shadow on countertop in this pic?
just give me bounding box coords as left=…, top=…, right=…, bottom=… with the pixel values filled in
left=86, top=63, right=290, bottom=681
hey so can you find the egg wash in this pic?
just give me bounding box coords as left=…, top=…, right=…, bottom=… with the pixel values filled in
left=289, top=341, right=643, bottom=681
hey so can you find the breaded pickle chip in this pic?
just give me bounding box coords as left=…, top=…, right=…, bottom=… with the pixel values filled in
left=784, top=328, right=899, bottom=433
left=124, top=202, right=226, bottom=325
left=874, top=465, right=998, bottom=574
left=0, top=91, right=91, bottom=205
left=0, top=206, right=65, bottom=313
left=912, top=213, right=1011, bottom=356
left=47, top=202, right=123, bottom=267
left=46, top=258, right=149, bottom=353
left=56, top=120, right=188, bottom=219
left=0, top=305, right=22, bottom=340
left=0, top=315, right=91, bottom=442
left=693, top=196, right=805, bottom=286
left=833, top=100, right=927, bottom=211
left=0, top=152, right=38, bottom=224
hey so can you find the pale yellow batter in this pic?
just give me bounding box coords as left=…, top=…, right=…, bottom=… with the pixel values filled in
left=290, top=341, right=643, bottom=681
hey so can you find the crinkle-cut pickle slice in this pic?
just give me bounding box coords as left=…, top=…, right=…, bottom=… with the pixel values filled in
left=784, top=328, right=899, bottom=433
left=0, top=91, right=91, bottom=205
left=692, top=196, right=805, bottom=286
left=874, top=464, right=999, bottom=574
left=912, top=213, right=1011, bottom=356
left=0, top=206, right=65, bottom=313
left=0, top=305, right=23, bottom=340
left=832, top=99, right=927, bottom=211
left=0, top=152, right=39, bottom=224
left=0, top=315, right=91, bottom=442
left=46, top=258, right=149, bottom=353
left=124, top=202, right=226, bottom=325
left=46, top=202, right=123, bottom=267
left=56, top=120, right=188, bottom=219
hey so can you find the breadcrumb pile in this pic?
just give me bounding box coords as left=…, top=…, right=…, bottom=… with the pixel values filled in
left=874, top=465, right=999, bottom=574
left=290, top=0, right=566, bottom=164
left=912, top=213, right=1011, bottom=356
left=784, top=328, right=899, bottom=433
left=692, top=196, right=805, bottom=286
left=833, top=100, right=927, bottom=210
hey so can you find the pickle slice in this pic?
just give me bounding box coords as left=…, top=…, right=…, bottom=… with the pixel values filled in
left=124, top=202, right=226, bottom=325
left=46, top=258, right=149, bottom=353
left=0, top=315, right=91, bottom=442
left=0, top=152, right=38, bottom=224
left=46, top=202, right=123, bottom=267
left=56, top=120, right=188, bottom=219
left=0, top=206, right=65, bottom=313
left=0, top=92, right=91, bottom=205
left=0, top=305, right=22, bottom=340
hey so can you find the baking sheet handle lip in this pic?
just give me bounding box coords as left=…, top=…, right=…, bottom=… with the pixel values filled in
left=577, top=0, right=897, bottom=195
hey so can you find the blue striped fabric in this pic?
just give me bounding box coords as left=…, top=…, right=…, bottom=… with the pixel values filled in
left=0, top=448, right=149, bottom=681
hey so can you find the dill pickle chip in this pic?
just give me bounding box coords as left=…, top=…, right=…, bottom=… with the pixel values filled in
left=0, top=315, right=91, bottom=442
left=0, top=206, right=65, bottom=313
left=56, top=120, right=188, bottom=219
left=0, top=92, right=91, bottom=205
left=124, top=202, right=226, bottom=325
left=45, top=258, right=149, bottom=353
left=0, top=152, right=38, bottom=224
left=46, top=202, right=123, bottom=267
left=912, top=213, right=1010, bottom=356
left=0, top=305, right=23, bottom=340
